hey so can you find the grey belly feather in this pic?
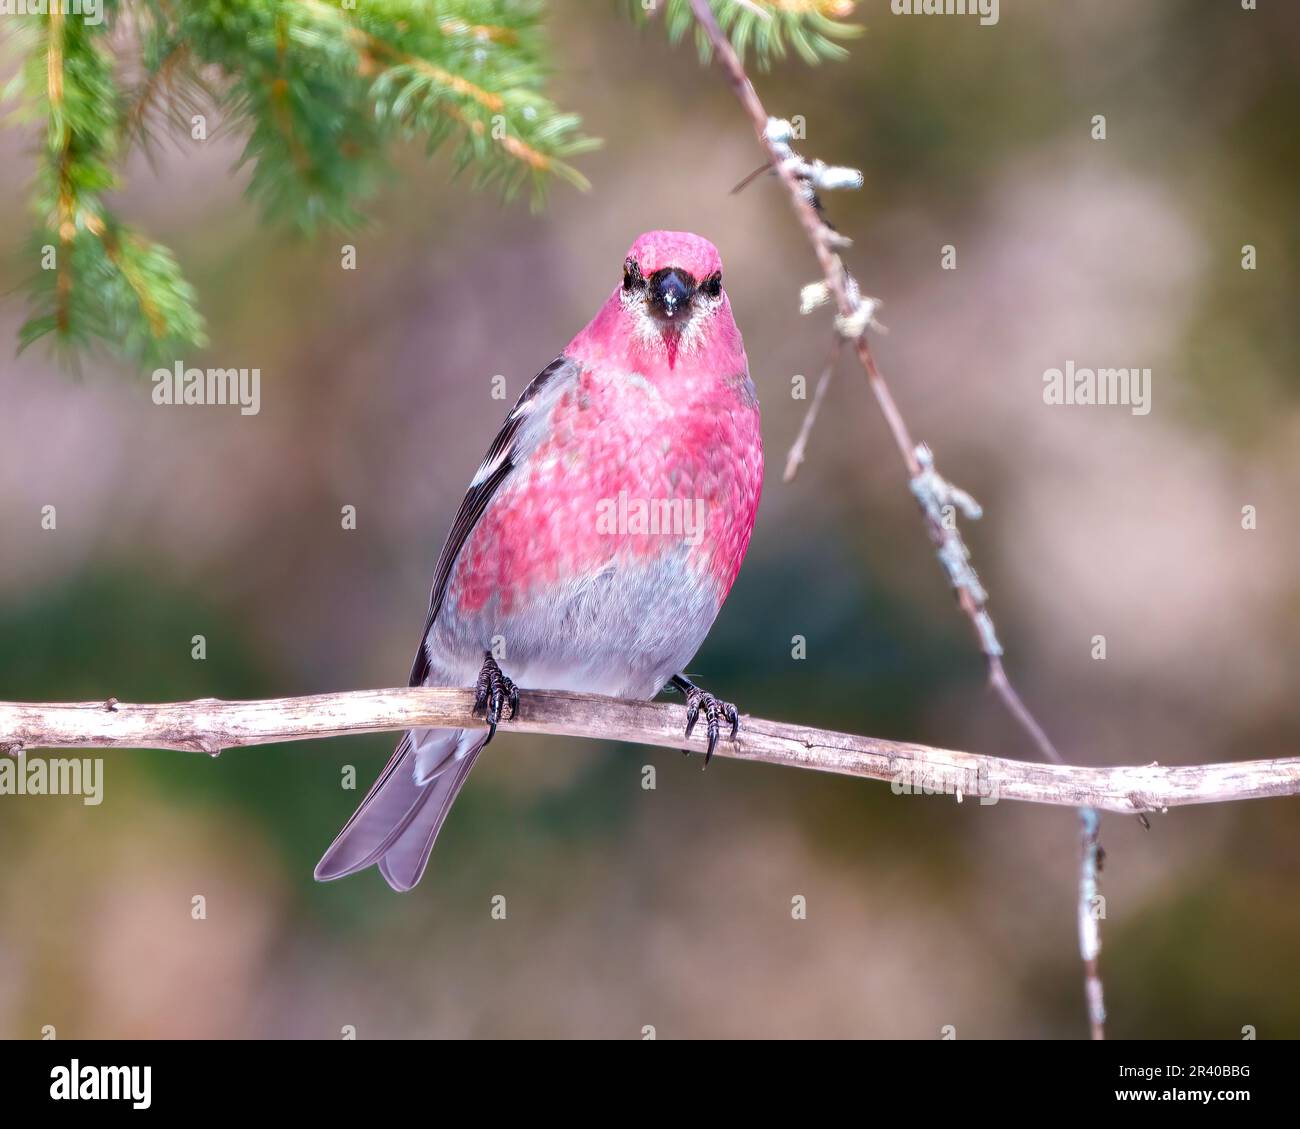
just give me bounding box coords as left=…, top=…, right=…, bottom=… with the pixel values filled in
left=423, top=542, right=722, bottom=701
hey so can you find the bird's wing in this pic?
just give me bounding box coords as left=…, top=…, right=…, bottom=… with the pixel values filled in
left=408, top=354, right=580, bottom=686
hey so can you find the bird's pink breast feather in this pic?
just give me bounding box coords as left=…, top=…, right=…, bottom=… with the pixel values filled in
left=451, top=286, right=761, bottom=619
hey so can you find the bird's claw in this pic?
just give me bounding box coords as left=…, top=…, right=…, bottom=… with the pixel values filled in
left=683, top=686, right=739, bottom=768
left=473, top=652, right=518, bottom=745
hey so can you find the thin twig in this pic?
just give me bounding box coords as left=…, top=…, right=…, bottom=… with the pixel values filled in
left=783, top=335, right=842, bottom=482
left=685, top=0, right=1108, bottom=1036
left=1078, top=807, right=1106, bottom=1040
left=123, top=41, right=192, bottom=151
left=2, top=689, right=1297, bottom=815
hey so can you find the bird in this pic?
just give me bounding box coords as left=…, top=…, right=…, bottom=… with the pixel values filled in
left=314, top=230, right=764, bottom=891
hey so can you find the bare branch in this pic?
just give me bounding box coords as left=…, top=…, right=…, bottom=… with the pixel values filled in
left=2, top=689, right=1297, bottom=816
left=685, top=0, right=1109, bottom=1034
left=1078, top=807, right=1106, bottom=1041
left=783, top=335, right=842, bottom=483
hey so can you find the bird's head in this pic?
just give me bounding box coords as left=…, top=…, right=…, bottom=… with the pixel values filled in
left=613, top=231, right=731, bottom=368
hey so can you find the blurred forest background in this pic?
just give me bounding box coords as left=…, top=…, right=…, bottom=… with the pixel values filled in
left=1, top=1, right=1297, bottom=1038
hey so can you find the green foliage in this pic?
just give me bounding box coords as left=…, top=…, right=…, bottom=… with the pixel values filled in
left=6, top=7, right=204, bottom=365
left=18, top=223, right=207, bottom=362
left=3, top=1, right=857, bottom=369
left=4, top=1, right=597, bottom=367
left=627, top=0, right=862, bottom=68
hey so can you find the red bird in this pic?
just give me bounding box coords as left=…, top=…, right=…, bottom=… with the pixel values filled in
left=316, top=231, right=764, bottom=890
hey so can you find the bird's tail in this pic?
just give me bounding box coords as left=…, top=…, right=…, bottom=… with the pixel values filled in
left=314, top=726, right=486, bottom=891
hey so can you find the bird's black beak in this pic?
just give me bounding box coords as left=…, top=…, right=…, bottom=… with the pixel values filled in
left=647, top=268, right=695, bottom=323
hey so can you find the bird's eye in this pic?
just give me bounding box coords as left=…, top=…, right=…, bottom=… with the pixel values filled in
left=700, top=271, right=722, bottom=299
left=623, top=258, right=646, bottom=291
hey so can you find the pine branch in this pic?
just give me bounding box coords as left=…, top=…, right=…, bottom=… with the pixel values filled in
left=7, top=1, right=597, bottom=365
left=630, top=0, right=862, bottom=68
left=12, top=5, right=208, bottom=364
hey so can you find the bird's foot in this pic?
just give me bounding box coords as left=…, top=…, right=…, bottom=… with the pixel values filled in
left=671, top=674, right=739, bottom=768
left=473, top=652, right=518, bottom=745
